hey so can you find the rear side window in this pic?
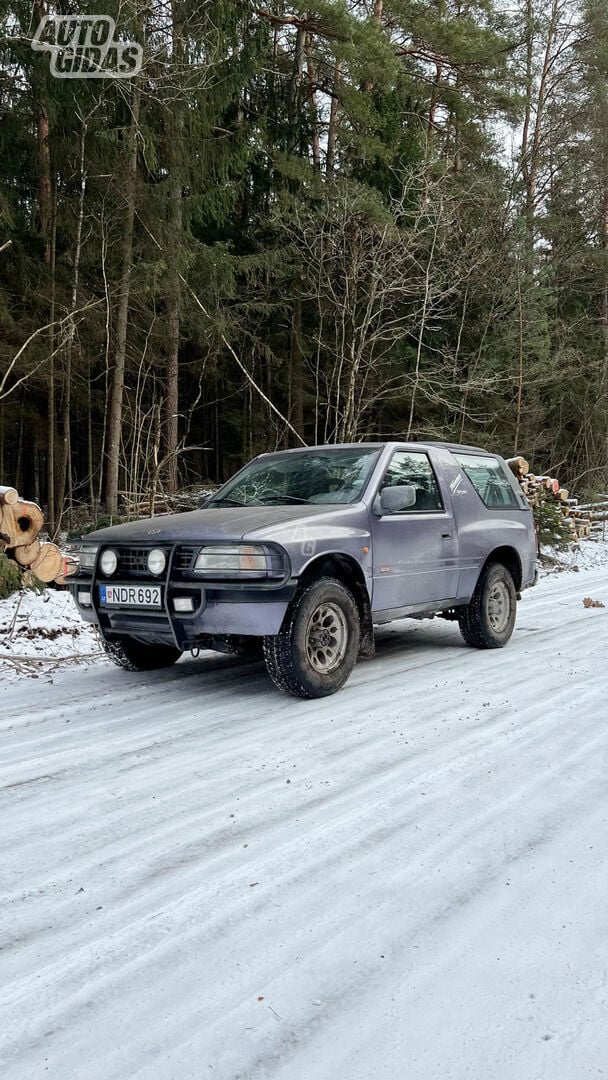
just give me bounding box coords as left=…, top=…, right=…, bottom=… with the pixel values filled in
left=453, top=454, right=521, bottom=509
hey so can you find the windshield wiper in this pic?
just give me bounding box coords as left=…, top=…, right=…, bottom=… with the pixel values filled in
left=209, top=497, right=249, bottom=507
left=258, top=495, right=312, bottom=505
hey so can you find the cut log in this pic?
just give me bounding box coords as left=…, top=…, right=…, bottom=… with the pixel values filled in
left=54, top=554, right=80, bottom=584
left=577, top=500, right=608, bottom=512
left=13, top=539, right=42, bottom=567
left=10, top=500, right=44, bottom=546
left=29, top=541, right=62, bottom=583
left=506, top=456, right=529, bottom=477
left=0, top=505, right=18, bottom=546
left=0, top=485, right=19, bottom=506
left=535, top=476, right=560, bottom=492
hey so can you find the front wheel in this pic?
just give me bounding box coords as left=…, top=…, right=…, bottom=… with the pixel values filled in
left=263, top=577, right=360, bottom=699
left=458, top=563, right=517, bottom=649
left=101, top=636, right=183, bottom=671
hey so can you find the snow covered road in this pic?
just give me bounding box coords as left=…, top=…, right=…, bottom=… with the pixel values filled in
left=2, top=566, right=608, bottom=1080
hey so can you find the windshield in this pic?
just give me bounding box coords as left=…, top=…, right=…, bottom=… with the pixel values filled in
left=209, top=447, right=381, bottom=507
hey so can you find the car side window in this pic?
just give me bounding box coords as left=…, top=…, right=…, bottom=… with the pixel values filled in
left=379, top=451, right=444, bottom=512
left=453, top=454, right=520, bottom=509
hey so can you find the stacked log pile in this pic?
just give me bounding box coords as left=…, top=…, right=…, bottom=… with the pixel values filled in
left=0, top=486, right=66, bottom=583
left=505, top=458, right=604, bottom=541
left=575, top=497, right=608, bottom=541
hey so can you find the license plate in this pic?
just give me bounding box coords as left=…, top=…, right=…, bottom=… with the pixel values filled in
left=100, top=584, right=162, bottom=608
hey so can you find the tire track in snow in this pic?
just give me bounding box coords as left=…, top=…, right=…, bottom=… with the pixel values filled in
left=1, top=568, right=607, bottom=1078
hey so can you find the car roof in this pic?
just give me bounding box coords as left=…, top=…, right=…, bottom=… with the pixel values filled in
left=423, top=441, right=491, bottom=454
left=260, top=440, right=492, bottom=456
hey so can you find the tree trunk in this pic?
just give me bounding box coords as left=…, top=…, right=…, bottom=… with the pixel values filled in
left=33, top=0, right=57, bottom=529
left=600, top=170, right=608, bottom=391
left=426, top=1, right=445, bottom=159
left=288, top=27, right=306, bottom=153
left=515, top=263, right=525, bottom=453
left=33, top=429, right=40, bottom=503
left=105, top=86, right=140, bottom=516
left=87, top=368, right=96, bottom=516
left=363, top=0, right=383, bottom=90
left=55, top=119, right=87, bottom=531
left=15, top=407, right=24, bottom=493
left=163, top=0, right=184, bottom=493
left=163, top=204, right=181, bottom=494
left=305, top=37, right=321, bottom=170
left=521, top=0, right=560, bottom=239
left=47, top=182, right=57, bottom=533
left=326, top=60, right=342, bottom=178
left=289, top=299, right=305, bottom=440
left=33, top=0, right=51, bottom=265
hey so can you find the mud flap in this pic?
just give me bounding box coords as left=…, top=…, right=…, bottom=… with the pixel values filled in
left=353, top=581, right=375, bottom=659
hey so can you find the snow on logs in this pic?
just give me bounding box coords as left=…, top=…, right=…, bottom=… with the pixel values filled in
left=0, top=485, right=19, bottom=506
left=0, top=488, right=64, bottom=583
left=506, top=458, right=597, bottom=541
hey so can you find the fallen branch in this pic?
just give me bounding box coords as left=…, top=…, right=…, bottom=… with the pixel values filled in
left=0, top=651, right=103, bottom=665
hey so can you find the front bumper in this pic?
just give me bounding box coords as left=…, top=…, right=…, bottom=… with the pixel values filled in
left=69, top=541, right=295, bottom=649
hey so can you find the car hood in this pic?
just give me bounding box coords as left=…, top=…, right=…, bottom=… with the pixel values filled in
left=83, top=504, right=368, bottom=545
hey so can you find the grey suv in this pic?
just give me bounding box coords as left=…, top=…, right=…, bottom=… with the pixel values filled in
left=70, top=442, right=537, bottom=698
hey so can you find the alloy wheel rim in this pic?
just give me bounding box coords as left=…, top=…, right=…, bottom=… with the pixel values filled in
left=305, top=602, right=349, bottom=673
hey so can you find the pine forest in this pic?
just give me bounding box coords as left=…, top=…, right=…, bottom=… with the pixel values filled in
left=1, top=0, right=608, bottom=532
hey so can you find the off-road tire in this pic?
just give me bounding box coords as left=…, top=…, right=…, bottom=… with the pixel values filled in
left=458, top=562, right=517, bottom=649
left=101, top=636, right=183, bottom=671
left=263, top=577, right=360, bottom=699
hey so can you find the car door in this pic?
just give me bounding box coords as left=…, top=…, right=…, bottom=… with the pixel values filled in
left=370, top=449, right=459, bottom=612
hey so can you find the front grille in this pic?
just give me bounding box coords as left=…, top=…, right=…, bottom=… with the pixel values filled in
left=111, top=546, right=170, bottom=578
left=174, top=546, right=199, bottom=572
left=100, top=544, right=200, bottom=579
left=117, top=547, right=154, bottom=574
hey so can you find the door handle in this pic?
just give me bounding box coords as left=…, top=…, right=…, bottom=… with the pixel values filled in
left=441, top=532, right=452, bottom=539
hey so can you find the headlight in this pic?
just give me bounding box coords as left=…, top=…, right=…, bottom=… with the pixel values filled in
left=147, top=548, right=166, bottom=576
left=194, top=544, right=274, bottom=577
left=100, top=548, right=118, bottom=576
left=78, top=544, right=99, bottom=571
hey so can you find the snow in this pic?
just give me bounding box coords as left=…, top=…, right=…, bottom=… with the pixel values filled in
left=540, top=536, right=608, bottom=576
left=0, top=587, right=100, bottom=675
left=1, top=555, right=608, bottom=1079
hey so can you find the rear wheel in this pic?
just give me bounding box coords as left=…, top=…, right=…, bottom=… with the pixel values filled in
left=263, top=577, right=360, bottom=699
left=458, top=563, right=517, bottom=649
left=101, top=636, right=183, bottom=671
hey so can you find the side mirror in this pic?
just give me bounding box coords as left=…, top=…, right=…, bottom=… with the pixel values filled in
left=198, top=493, right=211, bottom=508
left=376, top=484, right=417, bottom=515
